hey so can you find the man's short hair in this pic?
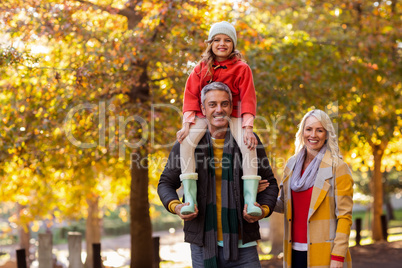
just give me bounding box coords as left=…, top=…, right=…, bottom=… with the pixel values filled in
left=201, top=82, right=233, bottom=105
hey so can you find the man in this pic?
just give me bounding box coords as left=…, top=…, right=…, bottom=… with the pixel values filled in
left=158, top=82, right=279, bottom=268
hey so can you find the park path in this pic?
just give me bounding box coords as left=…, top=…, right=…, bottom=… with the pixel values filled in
left=0, top=229, right=193, bottom=268
left=2, top=224, right=401, bottom=268
left=1, top=220, right=271, bottom=267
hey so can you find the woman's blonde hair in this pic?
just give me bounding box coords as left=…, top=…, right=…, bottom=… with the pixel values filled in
left=295, top=109, right=342, bottom=164
left=200, top=39, right=244, bottom=78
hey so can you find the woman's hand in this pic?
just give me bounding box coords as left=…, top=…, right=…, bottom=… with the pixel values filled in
left=244, top=127, right=257, bottom=150
left=258, top=180, right=269, bottom=193
left=176, top=123, right=190, bottom=144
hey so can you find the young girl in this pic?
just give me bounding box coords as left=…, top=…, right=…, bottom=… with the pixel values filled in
left=177, top=21, right=262, bottom=216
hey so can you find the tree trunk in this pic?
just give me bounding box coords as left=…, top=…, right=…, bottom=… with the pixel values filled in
left=126, top=58, right=153, bottom=267
left=85, top=196, right=101, bottom=268
left=269, top=212, right=284, bottom=256
left=19, top=224, right=30, bottom=266
left=370, top=143, right=387, bottom=241
left=18, top=203, right=30, bottom=267
left=130, top=151, right=153, bottom=268
left=122, top=4, right=153, bottom=266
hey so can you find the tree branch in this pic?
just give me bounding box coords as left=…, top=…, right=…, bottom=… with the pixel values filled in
left=151, top=76, right=174, bottom=82
left=75, top=0, right=143, bottom=26
left=149, top=1, right=176, bottom=42
left=75, top=0, right=118, bottom=14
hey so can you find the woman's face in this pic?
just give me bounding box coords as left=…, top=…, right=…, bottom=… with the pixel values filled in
left=303, top=116, right=327, bottom=154
left=211, top=34, right=234, bottom=62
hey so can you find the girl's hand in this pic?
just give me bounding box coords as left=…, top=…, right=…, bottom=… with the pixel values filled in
left=244, top=127, right=258, bottom=150
left=177, top=123, right=190, bottom=144
left=258, top=180, right=269, bottom=193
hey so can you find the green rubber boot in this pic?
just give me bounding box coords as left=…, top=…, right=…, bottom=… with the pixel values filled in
left=180, top=173, right=198, bottom=215
left=243, top=175, right=262, bottom=217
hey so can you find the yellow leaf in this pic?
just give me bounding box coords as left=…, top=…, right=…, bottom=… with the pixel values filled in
left=31, top=221, right=40, bottom=232
left=54, top=128, right=61, bottom=136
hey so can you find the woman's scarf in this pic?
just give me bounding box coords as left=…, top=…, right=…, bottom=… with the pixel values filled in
left=290, top=144, right=327, bottom=192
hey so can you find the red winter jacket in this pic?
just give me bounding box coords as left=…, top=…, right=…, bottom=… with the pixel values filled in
left=183, top=58, right=256, bottom=120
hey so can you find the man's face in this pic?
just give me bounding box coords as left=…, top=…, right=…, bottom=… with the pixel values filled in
left=201, top=89, right=233, bottom=135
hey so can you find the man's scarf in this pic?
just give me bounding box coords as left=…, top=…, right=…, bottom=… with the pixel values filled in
left=203, top=130, right=239, bottom=267
left=290, top=144, right=327, bottom=192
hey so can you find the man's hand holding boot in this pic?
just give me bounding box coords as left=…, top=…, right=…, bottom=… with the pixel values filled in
left=175, top=203, right=199, bottom=221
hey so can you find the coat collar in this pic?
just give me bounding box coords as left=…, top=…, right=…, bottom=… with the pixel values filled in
left=315, top=150, right=333, bottom=182
left=213, top=58, right=240, bottom=67
left=283, top=155, right=297, bottom=183
left=308, top=150, right=334, bottom=218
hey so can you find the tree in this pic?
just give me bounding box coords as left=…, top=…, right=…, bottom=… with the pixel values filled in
left=346, top=137, right=402, bottom=221
left=236, top=0, right=401, bottom=243
left=1, top=0, right=220, bottom=266
left=3, top=2, right=400, bottom=264
left=301, top=0, right=402, bottom=241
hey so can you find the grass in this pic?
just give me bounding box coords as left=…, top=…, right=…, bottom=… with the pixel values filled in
left=349, top=208, right=402, bottom=246
left=352, top=208, right=402, bottom=229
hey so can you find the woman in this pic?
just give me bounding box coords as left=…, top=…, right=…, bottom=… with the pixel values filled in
left=275, top=109, right=353, bottom=268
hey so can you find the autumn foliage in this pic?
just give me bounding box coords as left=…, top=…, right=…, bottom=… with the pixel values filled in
left=0, top=0, right=401, bottom=265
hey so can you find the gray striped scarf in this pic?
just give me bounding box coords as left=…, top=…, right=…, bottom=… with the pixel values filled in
left=203, top=130, right=239, bottom=267
left=290, top=145, right=327, bottom=192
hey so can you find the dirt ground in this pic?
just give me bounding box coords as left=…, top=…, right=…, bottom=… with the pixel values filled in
left=261, top=240, right=402, bottom=268
left=1, top=237, right=401, bottom=268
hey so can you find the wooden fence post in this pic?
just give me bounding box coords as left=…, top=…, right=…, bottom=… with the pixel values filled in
left=38, top=233, right=53, bottom=268
left=381, top=214, right=388, bottom=241
left=153, top=236, right=160, bottom=268
left=355, top=218, right=362, bottom=246
left=68, top=232, right=83, bottom=268
left=16, top=249, right=27, bottom=268
left=92, top=243, right=101, bottom=268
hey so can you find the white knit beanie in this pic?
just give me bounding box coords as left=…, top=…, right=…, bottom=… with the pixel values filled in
left=207, top=21, right=237, bottom=48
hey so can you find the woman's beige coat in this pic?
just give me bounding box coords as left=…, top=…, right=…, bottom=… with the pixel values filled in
left=275, top=150, right=353, bottom=267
